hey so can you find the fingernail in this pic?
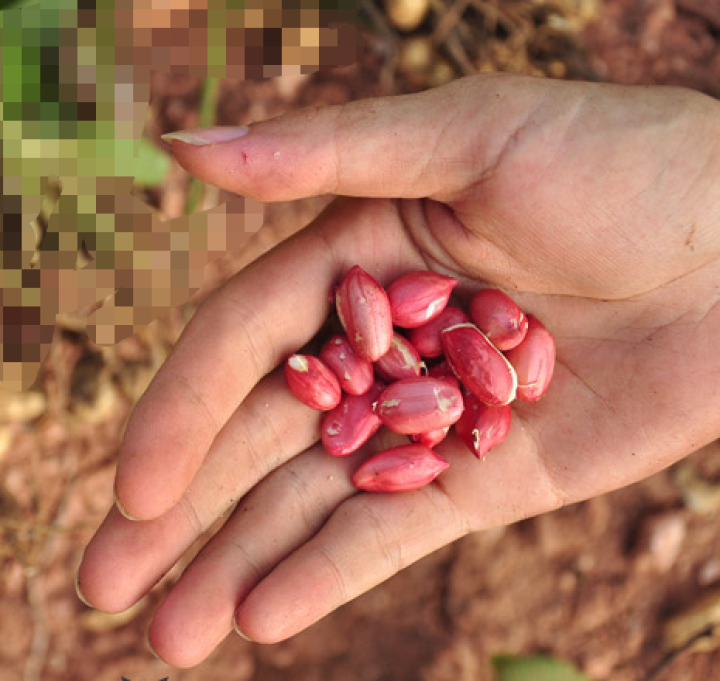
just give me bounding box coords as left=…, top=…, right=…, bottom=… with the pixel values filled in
left=233, top=614, right=254, bottom=642
left=145, top=630, right=161, bottom=661
left=114, top=489, right=139, bottom=522
left=75, top=571, right=92, bottom=608
left=161, top=126, right=250, bottom=146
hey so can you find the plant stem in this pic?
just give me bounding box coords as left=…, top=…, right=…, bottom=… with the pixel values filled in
left=185, top=77, right=220, bottom=215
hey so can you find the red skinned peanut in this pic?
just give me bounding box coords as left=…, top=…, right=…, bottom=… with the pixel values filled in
left=285, top=354, right=342, bottom=411
left=352, top=444, right=449, bottom=492
left=408, top=306, right=469, bottom=358
left=335, top=265, right=394, bottom=362
left=455, top=390, right=511, bottom=458
left=441, top=323, right=517, bottom=406
left=411, top=427, right=450, bottom=448
left=374, top=333, right=425, bottom=382
left=504, top=315, right=556, bottom=401
left=320, top=334, right=375, bottom=396
left=376, top=376, right=464, bottom=434
left=469, top=288, right=528, bottom=351
left=427, top=360, right=455, bottom=381
left=386, top=271, right=458, bottom=328
left=426, top=362, right=461, bottom=391
left=321, top=381, right=385, bottom=456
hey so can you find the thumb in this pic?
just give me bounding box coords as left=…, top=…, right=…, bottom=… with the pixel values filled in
left=162, top=73, right=544, bottom=202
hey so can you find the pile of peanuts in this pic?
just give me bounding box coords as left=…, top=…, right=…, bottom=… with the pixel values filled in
left=285, top=266, right=555, bottom=492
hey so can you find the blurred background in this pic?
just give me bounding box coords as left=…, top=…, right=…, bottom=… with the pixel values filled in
left=1, top=0, right=720, bottom=679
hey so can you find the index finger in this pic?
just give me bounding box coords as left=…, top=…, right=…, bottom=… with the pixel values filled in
left=113, top=197, right=418, bottom=520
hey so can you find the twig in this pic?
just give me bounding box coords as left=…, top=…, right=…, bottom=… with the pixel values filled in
left=430, top=0, right=481, bottom=74
left=21, top=409, right=80, bottom=681
left=28, top=176, right=62, bottom=269
left=443, top=29, right=477, bottom=75
left=468, top=0, right=500, bottom=34
left=431, top=0, right=473, bottom=46
left=23, top=433, right=49, bottom=681
left=638, top=625, right=716, bottom=681
left=24, top=568, right=49, bottom=681
left=360, top=0, right=399, bottom=93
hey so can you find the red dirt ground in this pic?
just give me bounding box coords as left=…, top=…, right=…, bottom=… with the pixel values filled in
left=1, top=2, right=719, bottom=680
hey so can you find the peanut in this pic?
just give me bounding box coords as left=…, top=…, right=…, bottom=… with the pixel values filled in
left=352, top=444, right=449, bottom=492
left=335, top=265, right=394, bottom=362
left=385, top=270, right=457, bottom=329
left=285, top=354, right=342, bottom=411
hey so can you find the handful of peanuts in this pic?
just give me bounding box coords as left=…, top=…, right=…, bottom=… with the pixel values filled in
left=285, top=266, right=556, bottom=493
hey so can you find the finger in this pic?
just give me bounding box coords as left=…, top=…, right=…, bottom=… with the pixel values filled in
left=164, top=73, right=547, bottom=202
left=114, top=197, right=416, bottom=521
left=231, top=477, right=468, bottom=644
left=78, top=369, right=325, bottom=613
left=145, top=443, right=361, bottom=668
left=232, top=424, right=566, bottom=644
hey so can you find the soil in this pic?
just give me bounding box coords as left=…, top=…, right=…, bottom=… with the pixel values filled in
left=583, top=0, right=720, bottom=96
left=2, top=1, right=720, bottom=680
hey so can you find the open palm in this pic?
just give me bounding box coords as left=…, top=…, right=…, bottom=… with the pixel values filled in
left=77, top=74, right=720, bottom=667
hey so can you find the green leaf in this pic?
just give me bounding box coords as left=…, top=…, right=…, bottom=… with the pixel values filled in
left=492, top=654, right=591, bottom=681
left=0, top=0, right=42, bottom=10
left=133, top=136, right=170, bottom=187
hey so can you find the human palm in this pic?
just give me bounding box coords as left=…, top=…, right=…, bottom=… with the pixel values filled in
left=77, top=74, right=720, bottom=667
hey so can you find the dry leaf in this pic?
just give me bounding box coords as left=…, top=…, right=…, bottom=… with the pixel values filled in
left=663, top=587, right=720, bottom=654
left=674, top=461, right=720, bottom=515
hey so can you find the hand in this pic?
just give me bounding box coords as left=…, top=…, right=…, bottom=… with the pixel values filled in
left=76, top=73, right=720, bottom=666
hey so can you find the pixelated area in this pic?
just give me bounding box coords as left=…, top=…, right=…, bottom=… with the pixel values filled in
left=1, top=0, right=360, bottom=392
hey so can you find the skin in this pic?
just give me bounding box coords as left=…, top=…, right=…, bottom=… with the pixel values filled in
left=76, top=73, right=720, bottom=667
